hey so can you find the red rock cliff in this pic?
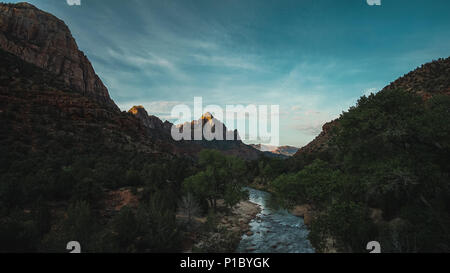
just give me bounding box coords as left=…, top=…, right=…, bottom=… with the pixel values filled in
left=0, top=2, right=118, bottom=111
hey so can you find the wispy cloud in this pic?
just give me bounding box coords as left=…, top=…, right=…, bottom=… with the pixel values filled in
left=18, top=0, right=450, bottom=147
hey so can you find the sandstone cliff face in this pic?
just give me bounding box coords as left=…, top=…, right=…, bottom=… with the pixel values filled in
left=0, top=49, right=161, bottom=155
left=0, top=3, right=118, bottom=110
left=176, top=112, right=242, bottom=142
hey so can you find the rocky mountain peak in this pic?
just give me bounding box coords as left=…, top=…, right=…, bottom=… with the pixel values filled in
left=128, top=105, right=165, bottom=130
left=128, top=105, right=148, bottom=117
left=201, top=112, right=214, bottom=121
left=0, top=2, right=118, bottom=110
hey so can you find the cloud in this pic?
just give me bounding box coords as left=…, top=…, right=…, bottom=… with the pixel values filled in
left=66, top=0, right=81, bottom=6
left=118, top=100, right=186, bottom=118
left=103, top=47, right=188, bottom=81
left=366, top=0, right=381, bottom=6
left=190, top=54, right=263, bottom=71
left=289, top=109, right=332, bottom=136
left=27, top=0, right=446, bottom=148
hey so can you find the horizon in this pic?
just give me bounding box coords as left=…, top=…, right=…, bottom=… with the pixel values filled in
left=8, top=0, right=450, bottom=147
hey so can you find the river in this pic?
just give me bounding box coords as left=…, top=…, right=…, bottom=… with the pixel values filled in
left=236, top=187, right=315, bottom=253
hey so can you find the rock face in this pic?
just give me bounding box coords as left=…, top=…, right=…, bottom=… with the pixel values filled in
left=290, top=204, right=314, bottom=226
left=0, top=4, right=168, bottom=157
left=0, top=48, right=160, bottom=155
left=0, top=3, right=118, bottom=110
left=174, top=112, right=241, bottom=142
left=129, top=107, right=262, bottom=160
left=177, top=112, right=262, bottom=160
left=0, top=3, right=261, bottom=161
left=128, top=106, right=165, bottom=131
left=188, top=200, right=261, bottom=253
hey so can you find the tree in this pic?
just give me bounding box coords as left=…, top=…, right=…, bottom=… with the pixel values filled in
left=269, top=173, right=302, bottom=207
left=71, top=177, right=103, bottom=206
left=296, top=159, right=344, bottom=208
left=111, top=206, right=139, bottom=252
left=135, top=197, right=181, bottom=252
left=270, top=159, right=344, bottom=209
left=183, top=150, right=247, bottom=210
left=258, top=161, right=273, bottom=185
left=0, top=209, right=40, bottom=252
left=41, top=201, right=98, bottom=252
left=309, top=202, right=377, bottom=252
left=177, top=192, right=201, bottom=228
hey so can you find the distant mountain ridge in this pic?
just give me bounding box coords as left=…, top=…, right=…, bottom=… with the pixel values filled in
left=128, top=106, right=261, bottom=160
left=250, top=144, right=299, bottom=158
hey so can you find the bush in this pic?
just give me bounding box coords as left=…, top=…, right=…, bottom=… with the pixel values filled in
left=309, top=202, right=377, bottom=252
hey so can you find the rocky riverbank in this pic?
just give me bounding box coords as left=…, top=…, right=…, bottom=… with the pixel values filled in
left=247, top=183, right=337, bottom=253
left=182, top=200, right=261, bottom=253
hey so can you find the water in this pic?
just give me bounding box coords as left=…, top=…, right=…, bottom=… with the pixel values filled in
left=236, top=187, right=315, bottom=253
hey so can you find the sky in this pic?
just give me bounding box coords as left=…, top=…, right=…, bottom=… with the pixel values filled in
left=10, top=0, right=450, bottom=147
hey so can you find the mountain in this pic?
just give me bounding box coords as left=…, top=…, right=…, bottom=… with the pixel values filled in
left=276, top=57, right=450, bottom=253
left=129, top=106, right=164, bottom=130
left=0, top=2, right=118, bottom=110
left=382, top=57, right=450, bottom=98
left=294, top=57, right=450, bottom=159
left=273, top=146, right=299, bottom=157
left=0, top=3, right=260, bottom=252
left=0, top=2, right=260, bottom=160
left=128, top=107, right=261, bottom=160
left=250, top=144, right=299, bottom=158
left=0, top=3, right=183, bottom=159
left=175, top=112, right=241, bottom=142
left=179, top=112, right=261, bottom=160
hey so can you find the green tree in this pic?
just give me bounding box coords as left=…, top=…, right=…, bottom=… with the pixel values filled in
left=177, top=192, right=201, bottom=228
left=41, top=201, right=98, bottom=252
left=183, top=150, right=247, bottom=210
left=309, top=202, right=376, bottom=252
left=110, top=206, right=139, bottom=252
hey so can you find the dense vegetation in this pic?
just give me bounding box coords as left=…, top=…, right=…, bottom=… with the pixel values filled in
left=183, top=149, right=249, bottom=211
left=267, top=89, right=450, bottom=252
left=1, top=68, right=448, bottom=253
left=0, top=48, right=252, bottom=253
left=0, top=140, right=195, bottom=252
left=0, top=137, right=253, bottom=253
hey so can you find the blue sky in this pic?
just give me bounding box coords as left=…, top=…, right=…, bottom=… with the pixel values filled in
left=12, top=0, right=450, bottom=147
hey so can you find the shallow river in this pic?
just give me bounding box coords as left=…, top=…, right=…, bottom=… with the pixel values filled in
left=236, top=187, right=315, bottom=253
